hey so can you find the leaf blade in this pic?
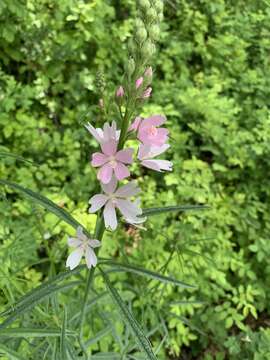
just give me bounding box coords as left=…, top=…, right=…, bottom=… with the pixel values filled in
left=142, top=205, right=209, bottom=217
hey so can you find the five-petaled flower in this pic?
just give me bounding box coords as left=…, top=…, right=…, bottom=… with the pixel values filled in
left=66, top=226, right=101, bottom=270
left=91, top=140, right=133, bottom=184
left=89, top=177, right=143, bottom=230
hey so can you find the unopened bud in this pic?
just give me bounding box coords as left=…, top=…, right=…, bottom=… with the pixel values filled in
left=128, top=39, right=136, bottom=55
left=142, top=87, right=152, bottom=98
left=135, top=26, right=147, bottom=43
left=99, top=99, right=104, bottom=108
left=116, top=86, right=124, bottom=97
left=141, top=40, right=156, bottom=59
left=127, top=58, right=135, bottom=76
left=148, top=24, right=160, bottom=41
left=146, top=8, right=157, bottom=22
left=138, top=0, right=151, bottom=10
left=144, top=66, right=153, bottom=79
left=135, top=77, right=144, bottom=89
left=95, top=71, right=106, bottom=93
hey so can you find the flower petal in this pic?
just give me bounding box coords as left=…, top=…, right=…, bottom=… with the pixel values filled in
left=114, top=162, right=130, bottom=181
left=85, top=247, right=98, bottom=268
left=91, top=152, right=108, bottom=167
left=141, top=115, right=166, bottom=129
left=129, top=117, right=142, bottom=132
left=89, top=194, right=108, bottom=213
left=101, top=140, right=117, bottom=156
left=66, top=248, right=84, bottom=270
left=141, top=159, right=173, bottom=172
left=97, top=163, right=113, bottom=184
left=67, top=237, right=82, bottom=248
left=103, top=200, right=117, bottom=230
left=76, top=226, right=88, bottom=242
left=137, top=144, right=152, bottom=160
left=115, top=198, right=142, bottom=219
left=115, top=148, right=133, bottom=164
left=115, top=181, right=140, bottom=197
left=89, top=239, right=101, bottom=248
left=101, top=176, right=118, bottom=194
left=85, top=123, right=103, bottom=143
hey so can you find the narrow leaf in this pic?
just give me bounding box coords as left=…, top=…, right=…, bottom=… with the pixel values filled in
left=0, top=180, right=90, bottom=236
left=99, top=260, right=195, bottom=289
left=60, top=308, right=68, bottom=360
left=0, top=343, right=27, bottom=360
left=0, top=328, right=76, bottom=338
left=142, top=205, right=209, bottom=216
left=85, top=326, right=112, bottom=348
left=100, top=268, right=157, bottom=360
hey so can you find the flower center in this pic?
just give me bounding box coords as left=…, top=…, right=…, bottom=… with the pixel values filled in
left=148, top=126, right=157, bottom=137
left=108, top=156, right=117, bottom=168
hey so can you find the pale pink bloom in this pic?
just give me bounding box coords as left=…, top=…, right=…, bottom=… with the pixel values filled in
left=66, top=226, right=101, bottom=270
left=138, top=144, right=173, bottom=172
left=85, top=121, right=120, bottom=144
left=144, top=67, right=153, bottom=78
left=91, top=140, right=133, bottom=184
left=137, top=115, right=169, bottom=146
left=136, top=77, right=143, bottom=89
left=142, top=87, right=152, bottom=98
left=89, top=177, right=143, bottom=230
left=116, top=86, right=124, bottom=97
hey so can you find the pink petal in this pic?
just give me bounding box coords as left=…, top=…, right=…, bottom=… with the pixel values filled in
left=115, top=148, right=133, bottom=164
left=140, top=115, right=166, bottom=129
left=135, top=76, right=143, bottom=89
left=103, top=200, right=117, bottom=230
left=85, top=247, right=97, bottom=268
left=129, top=117, right=142, bottom=132
left=85, top=123, right=103, bottom=143
left=147, top=144, right=170, bottom=158
left=115, top=199, right=142, bottom=219
left=91, top=152, right=108, bottom=167
left=101, top=140, right=117, bottom=156
left=67, top=237, right=82, bottom=248
left=116, top=86, right=124, bottom=97
left=141, top=159, right=173, bottom=172
left=114, top=162, right=130, bottom=181
left=89, top=194, right=108, bottom=213
left=137, top=144, right=152, bottom=160
left=142, top=87, right=152, bottom=98
left=115, top=181, right=140, bottom=197
left=101, top=176, right=118, bottom=194
left=97, top=163, right=113, bottom=184
left=66, top=248, right=84, bottom=270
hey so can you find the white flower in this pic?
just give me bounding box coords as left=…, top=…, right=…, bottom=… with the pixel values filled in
left=66, top=226, right=101, bottom=270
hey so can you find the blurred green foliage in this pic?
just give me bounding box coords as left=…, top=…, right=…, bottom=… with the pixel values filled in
left=1, top=0, right=270, bottom=359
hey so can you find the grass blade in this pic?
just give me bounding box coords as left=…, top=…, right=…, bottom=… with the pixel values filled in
left=99, top=260, right=195, bottom=289
left=142, top=205, right=209, bottom=217
left=0, top=328, right=76, bottom=338
left=0, top=151, right=39, bottom=167
left=85, top=326, right=112, bottom=348
left=60, top=308, right=68, bottom=360
left=0, top=180, right=91, bottom=236
left=100, top=268, right=157, bottom=360
left=0, top=343, right=27, bottom=360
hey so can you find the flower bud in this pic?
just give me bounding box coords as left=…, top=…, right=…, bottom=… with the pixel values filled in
left=144, top=66, right=153, bottom=79
left=148, top=24, right=160, bottom=41
left=135, top=77, right=144, bottom=89
left=99, top=99, right=104, bottom=108
left=126, top=58, right=135, bottom=76
left=137, top=0, right=151, bottom=10
left=116, top=86, right=124, bottom=97
left=141, top=40, right=156, bottom=59
left=146, top=8, right=157, bottom=22
left=142, top=87, right=152, bottom=98
left=95, top=71, right=106, bottom=93
left=135, top=26, right=147, bottom=43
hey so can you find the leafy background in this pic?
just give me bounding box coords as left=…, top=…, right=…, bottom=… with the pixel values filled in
left=1, top=0, right=270, bottom=359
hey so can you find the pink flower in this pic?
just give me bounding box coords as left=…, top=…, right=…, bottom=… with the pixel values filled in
left=116, top=86, right=124, bottom=97
left=142, top=87, right=152, bottom=98
left=144, top=67, right=153, bottom=78
left=91, top=140, right=133, bottom=184
left=136, top=77, right=143, bottom=89
left=89, top=177, right=143, bottom=230
left=138, top=144, right=173, bottom=172
left=66, top=226, right=101, bottom=270
left=85, top=121, right=120, bottom=144
left=129, top=116, right=142, bottom=132
left=137, top=115, right=169, bottom=147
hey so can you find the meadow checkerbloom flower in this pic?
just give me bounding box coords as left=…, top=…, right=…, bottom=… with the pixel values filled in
left=66, top=226, right=101, bottom=270
left=85, top=121, right=120, bottom=144
left=89, top=177, right=143, bottom=230
left=91, top=140, right=133, bottom=184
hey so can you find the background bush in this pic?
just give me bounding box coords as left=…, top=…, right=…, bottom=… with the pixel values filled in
left=0, top=0, right=270, bottom=359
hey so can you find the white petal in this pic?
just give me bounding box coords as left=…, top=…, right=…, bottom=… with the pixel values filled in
left=138, top=144, right=152, bottom=160
left=103, top=200, right=118, bottom=230
left=85, top=123, right=103, bottom=143
left=66, top=248, right=84, bottom=270
left=89, top=194, right=108, bottom=213
left=89, top=239, right=101, bottom=248
left=142, top=159, right=173, bottom=172
left=76, top=226, right=88, bottom=242
left=67, top=237, right=82, bottom=248
left=148, top=144, right=170, bottom=158
left=115, top=181, right=140, bottom=197
left=85, top=247, right=98, bottom=268
left=115, top=199, right=142, bottom=219
left=101, top=176, right=118, bottom=195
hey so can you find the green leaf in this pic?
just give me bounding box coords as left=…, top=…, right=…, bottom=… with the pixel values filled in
left=0, top=180, right=91, bottom=236
left=100, top=268, right=157, bottom=360
left=90, top=353, right=121, bottom=360
left=0, top=343, right=27, bottom=360
left=0, top=328, right=76, bottom=338
left=60, top=308, right=68, bottom=360
left=142, top=205, right=209, bottom=216
left=0, top=151, right=39, bottom=167
left=0, top=281, right=81, bottom=329
left=99, top=260, right=195, bottom=289
left=85, top=326, right=112, bottom=348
